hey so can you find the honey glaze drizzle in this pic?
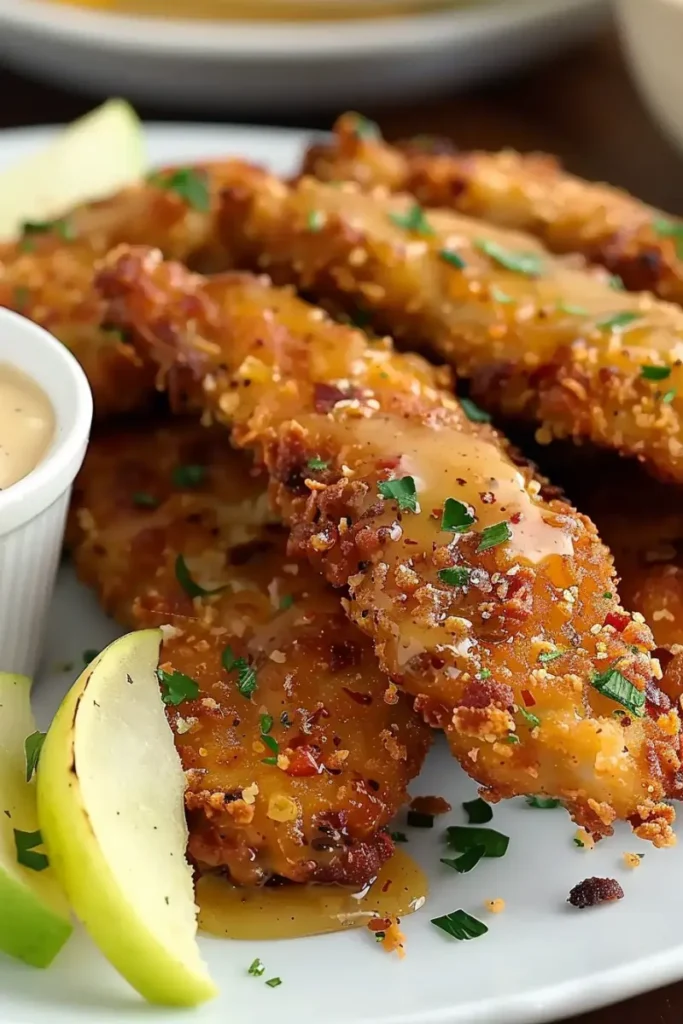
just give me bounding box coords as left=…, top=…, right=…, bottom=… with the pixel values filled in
left=196, top=848, right=428, bottom=940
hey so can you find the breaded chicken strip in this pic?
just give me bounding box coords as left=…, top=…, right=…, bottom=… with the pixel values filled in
left=304, top=112, right=683, bottom=305
left=208, top=165, right=683, bottom=483
left=69, top=419, right=430, bottom=886
left=96, top=245, right=682, bottom=844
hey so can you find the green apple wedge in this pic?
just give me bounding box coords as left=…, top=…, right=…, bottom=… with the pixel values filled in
left=36, top=630, right=217, bottom=1006
left=0, top=672, right=72, bottom=967
left=0, top=98, right=144, bottom=241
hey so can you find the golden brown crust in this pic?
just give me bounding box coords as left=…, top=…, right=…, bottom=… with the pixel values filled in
left=304, top=112, right=683, bottom=305
left=95, top=245, right=682, bottom=843
left=69, top=419, right=430, bottom=886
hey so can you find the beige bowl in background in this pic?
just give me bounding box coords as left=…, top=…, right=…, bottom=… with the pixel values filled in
left=616, top=0, right=683, bottom=154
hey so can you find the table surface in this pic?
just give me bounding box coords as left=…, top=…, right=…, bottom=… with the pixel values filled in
left=1, top=23, right=682, bottom=1024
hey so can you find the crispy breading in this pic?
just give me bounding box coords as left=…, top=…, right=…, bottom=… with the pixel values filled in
left=69, top=419, right=431, bottom=886
left=207, top=163, right=683, bottom=483
left=94, top=245, right=683, bottom=843
left=304, top=112, right=683, bottom=304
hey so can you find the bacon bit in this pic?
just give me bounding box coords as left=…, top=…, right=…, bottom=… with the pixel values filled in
left=284, top=745, right=321, bottom=777
left=484, top=898, right=505, bottom=914
left=409, top=795, right=452, bottom=817
left=568, top=876, right=624, bottom=909
left=623, top=852, right=642, bottom=869
left=604, top=610, right=630, bottom=632
left=521, top=689, right=536, bottom=707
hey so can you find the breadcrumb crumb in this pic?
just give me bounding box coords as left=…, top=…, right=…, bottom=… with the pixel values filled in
left=623, top=852, right=643, bottom=869
left=484, top=898, right=505, bottom=914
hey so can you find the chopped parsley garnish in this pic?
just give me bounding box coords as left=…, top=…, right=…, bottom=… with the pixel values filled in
left=462, top=797, right=493, bottom=824
left=14, top=829, right=48, bottom=871
left=158, top=668, right=199, bottom=706
left=222, top=645, right=258, bottom=699
left=476, top=521, right=512, bottom=553
left=307, top=456, right=329, bottom=471
left=175, top=554, right=227, bottom=599
left=663, top=389, right=677, bottom=404
left=595, top=311, right=641, bottom=331
left=350, top=114, right=381, bottom=140
left=248, top=958, right=265, bottom=977
left=480, top=668, right=491, bottom=679
left=460, top=397, right=491, bottom=423
left=590, top=667, right=645, bottom=717
left=490, top=286, right=515, bottom=304
left=24, top=732, right=46, bottom=782
left=603, top=591, right=613, bottom=600
left=406, top=810, right=434, bottom=829
left=506, top=733, right=520, bottom=744
left=172, top=464, right=206, bottom=488
left=527, top=796, right=560, bottom=809
left=538, top=648, right=565, bottom=664
left=476, top=239, right=543, bottom=276
left=22, top=217, right=76, bottom=241
left=518, top=706, right=540, bottom=729
left=609, top=274, right=625, bottom=291
left=132, top=491, right=159, bottom=509
left=437, top=567, right=470, bottom=587
left=641, top=364, right=671, bottom=381
left=574, top=837, right=585, bottom=848
left=431, top=909, right=488, bottom=941
left=653, top=216, right=683, bottom=257
left=152, top=167, right=210, bottom=212
left=279, top=594, right=294, bottom=611
left=262, top=757, right=278, bottom=767
left=260, top=714, right=274, bottom=735
left=390, top=831, right=409, bottom=843
left=265, top=977, right=282, bottom=988
left=389, top=204, right=434, bottom=236
left=445, top=826, right=509, bottom=858
left=377, top=475, right=418, bottom=513
left=307, top=210, right=325, bottom=232
left=441, top=497, right=475, bottom=533
left=83, top=648, right=100, bottom=665
left=261, top=734, right=279, bottom=760
left=440, top=846, right=486, bottom=874
left=439, top=248, right=466, bottom=270
left=557, top=301, right=588, bottom=315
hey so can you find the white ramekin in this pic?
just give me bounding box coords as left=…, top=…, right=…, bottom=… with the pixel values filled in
left=0, top=308, right=93, bottom=676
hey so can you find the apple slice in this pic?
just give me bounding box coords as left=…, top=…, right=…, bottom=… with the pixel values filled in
left=36, top=630, right=217, bottom=1006
left=0, top=672, right=72, bottom=967
left=0, top=99, right=144, bottom=241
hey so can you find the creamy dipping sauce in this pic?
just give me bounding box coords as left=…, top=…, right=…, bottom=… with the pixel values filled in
left=0, top=364, right=55, bottom=490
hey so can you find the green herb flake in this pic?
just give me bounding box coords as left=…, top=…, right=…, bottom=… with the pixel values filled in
left=175, top=554, right=227, bottom=599
left=377, top=475, right=419, bottom=513
left=22, top=218, right=76, bottom=241
left=260, top=714, right=274, bottom=736
left=445, top=826, right=509, bottom=858
left=490, top=285, right=515, bottom=304
left=248, top=958, right=265, bottom=977
left=590, top=667, right=645, bottom=717
left=222, top=645, right=258, bottom=699
left=538, top=648, right=565, bottom=664
left=476, top=521, right=512, bottom=553
left=158, top=668, right=200, bottom=706
left=527, top=796, right=560, bottom=809
left=262, top=757, right=278, bottom=766
left=476, top=239, right=543, bottom=276
left=14, top=829, right=49, bottom=872
left=389, top=204, right=434, bottom=236
left=609, top=274, right=625, bottom=291
left=261, top=735, right=279, bottom=758
left=431, top=909, right=488, bottom=941
left=307, top=456, right=329, bottom=471
left=595, top=311, right=641, bottom=331
left=462, top=797, right=493, bottom=824
left=480, top=669, right=491, bottom=679
left=153, top=167, right=210, bottom=212
left=82, top=648, right=100, bottom=665
left=390, top=831, right=409, bottom=843
left=437, top=567, right=470, bottom=588
left=440, top=845, right=486, bottom=874
left=574, top=837, right=585, bottom=848
left=603, top=591, right=613, bottom=600
left=460, top=397, right=491, bottom=423
left=172, top=464, right=206, bottom=488
left=439, top=248, right=466, bottom=270
left=24, top=732, right=46, bottom=782
left=350, top=114, right=381, bottom=140
left=518, top=705, right=541, bottom=729
left=441, top=497, right=475, bottom=533
left=265, top=977, right=282, bottom=988
left=653, top=216, right=683, bottom=257
left=307, top=210, right=325, bottom=233
left=506, top=733, right=520, bottom=744
left=641, top=364, right=671, bottom=382
left=557, top=301, right=588, bottom=315
left=663, top=389, right=677, bottom=404
left=132, top=491, right=159, bottom=509
left=279, top=594, right=294, bottom=611
left=407, top=810, right=434, bottom=829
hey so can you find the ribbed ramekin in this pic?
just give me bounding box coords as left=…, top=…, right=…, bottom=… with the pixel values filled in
left=0, top=309, right=93, bottom=676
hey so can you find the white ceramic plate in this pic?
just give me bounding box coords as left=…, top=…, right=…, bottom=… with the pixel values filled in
left=0, top=121, right=681, bottom=1024
left=0, top=0, right=608, bottom=112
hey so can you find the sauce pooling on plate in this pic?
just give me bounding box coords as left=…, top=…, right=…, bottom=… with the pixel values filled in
left=0, top=364, right=55, bottom=489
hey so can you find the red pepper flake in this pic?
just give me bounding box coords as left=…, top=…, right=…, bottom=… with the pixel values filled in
left=368, top=917, right=391, bottom=932
left=382, top=879, right=393, bottom=894
left=568, top=876, right=624, bottom=909
left=510, top=511, right=523, bottom=525
left=521, top=689, right=536, bottom=707
left=409, top=795, right=452, bottom=816
left=604, top=611, right=630, bottom=632
left=285, top=745, right=321, bottom=777
left=342, top=687, right=373, bottom=706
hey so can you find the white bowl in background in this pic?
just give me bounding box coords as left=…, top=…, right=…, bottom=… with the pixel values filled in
left=616, top=0, right=683, bottom=156
left=0, top=0, right=607, bottom=113
left=0, top=309, right=93, bottom=677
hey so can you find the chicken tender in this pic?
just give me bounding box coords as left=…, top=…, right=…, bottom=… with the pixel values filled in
left=69, top=419, right=430, bottom=886
left=304, top=112, right=683, bottom=306
left=96, top=245, right=682, bottom=844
